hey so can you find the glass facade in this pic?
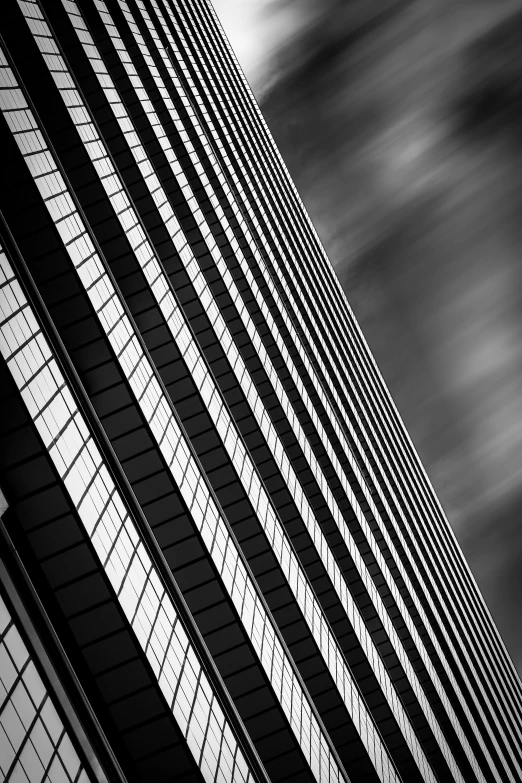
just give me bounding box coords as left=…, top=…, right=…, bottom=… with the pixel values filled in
left=0, top=588, right=92, bottom=783
left=0, top=1, right=521, bottom=783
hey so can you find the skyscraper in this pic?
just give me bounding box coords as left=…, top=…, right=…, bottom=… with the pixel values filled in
left=0, top=1, right=521, bottom=782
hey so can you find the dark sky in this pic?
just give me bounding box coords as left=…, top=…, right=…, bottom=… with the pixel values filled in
left=213, top=0, right=522, bottom=674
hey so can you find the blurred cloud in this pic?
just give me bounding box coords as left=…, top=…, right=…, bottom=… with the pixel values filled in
left=210, top=0, right=317, bottom=96
left=212, top=0, right=522, bottom=673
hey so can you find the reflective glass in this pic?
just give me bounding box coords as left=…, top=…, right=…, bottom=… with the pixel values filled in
left=0, top=593, right=92, bottom=783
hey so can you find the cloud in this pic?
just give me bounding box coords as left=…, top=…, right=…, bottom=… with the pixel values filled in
left=211, top=0, right=318, bottom=96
